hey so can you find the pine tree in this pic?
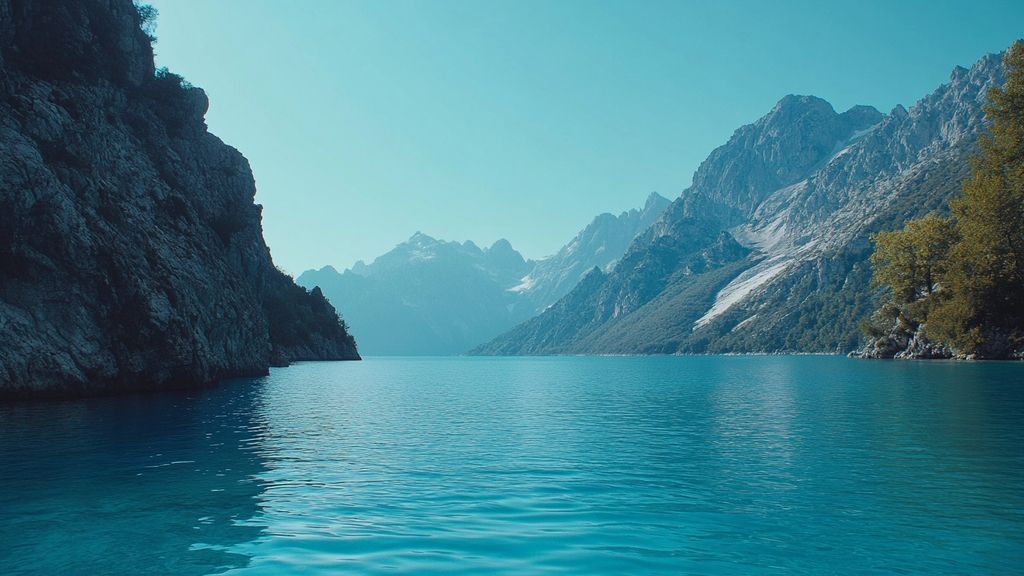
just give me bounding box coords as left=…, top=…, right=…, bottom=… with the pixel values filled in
left=866, top=41, right=1024, bottom=356
left=928, top=41, right=1024, bottom=354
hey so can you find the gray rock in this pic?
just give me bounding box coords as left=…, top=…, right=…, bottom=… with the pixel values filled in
left=0, top=0, right=358, bottom=399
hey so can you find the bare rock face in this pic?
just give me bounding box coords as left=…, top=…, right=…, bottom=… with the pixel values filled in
left=681, top=95, right=884, bottom=227
left=0, top=0, right=358, bottom=399
left=852, top=323, right=953, bottom=360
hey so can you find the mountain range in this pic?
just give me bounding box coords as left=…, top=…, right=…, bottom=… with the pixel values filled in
left=299, top=192, right=669, bottom=355
left=475, top=50, right=1004, bottom=355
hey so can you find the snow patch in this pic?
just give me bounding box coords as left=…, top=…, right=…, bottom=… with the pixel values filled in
left=850, top=123, right=881, bottom=140
left=732, top=210, right=790, bottom=253
left=694, top=258, right=792, bottom=329
left=508, top=274, right=536, bottom=293
left=827, top=122, right=882, bottom=164
left=731, top=314, right=758, bottom=332
left=409, top=249, right=435, bottom=262
left=831, top=145, right=855, bottom=161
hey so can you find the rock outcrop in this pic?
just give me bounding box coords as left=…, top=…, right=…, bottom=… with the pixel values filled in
left=852, top=322, right=954, bottom=360
left=0, top=0, right=358, bottom=399
left=852, top=320, right=1023, bottom=360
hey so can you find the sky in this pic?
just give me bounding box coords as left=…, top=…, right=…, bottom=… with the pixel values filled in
left=146, top=0, right=1024, bottom=275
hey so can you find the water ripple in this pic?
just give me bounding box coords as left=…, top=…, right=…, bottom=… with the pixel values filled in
left=2, top=356, right=1023, bottom=574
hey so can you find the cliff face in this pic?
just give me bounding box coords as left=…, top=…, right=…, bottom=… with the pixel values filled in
left=0, top=0, right=358, bottom=398
left=477, top=50, right=1004, bottom=356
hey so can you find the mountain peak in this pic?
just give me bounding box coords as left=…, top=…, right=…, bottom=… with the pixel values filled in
left=644, top=191, right=669, bottom=209
left=408, top=231, right=439, bottom=245
left=485, top=238, right=527, bottom=272
left=770, top=94, right=835, bottom=117
left=968, top=50, right=1005, bottom=75
left=840, top=104, right=884, bottom=128
left=683, top=92, right=875, bottom=225
left=489, top=238, right=515, bottom=253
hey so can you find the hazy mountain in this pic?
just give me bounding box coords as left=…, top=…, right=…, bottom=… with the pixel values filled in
left=299, top=234, right=534, bottom=355
left=475, top=50, right=1004, bottom=355
left=0, top=0, right=358, bottom=398
left=300, top=194, right=669, bottom=355
left=513, top=192, right=670, bottom=311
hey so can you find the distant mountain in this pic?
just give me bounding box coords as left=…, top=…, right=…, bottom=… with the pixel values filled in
left=299, top=235, right=532, bottom=355
left=299, top=194, right=669, bottom=355
left=514, top=192, right=670, bottom=311
left=475, top=49, right=1005, bottom=356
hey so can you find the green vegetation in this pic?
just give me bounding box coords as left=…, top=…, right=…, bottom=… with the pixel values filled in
left=868, top=212, right=958, bottom=341
left=134, top=2, right=158, bottom=43
left=871, top=214, right=958, bottom=304
left=263, top=268, right=358, bottom=360
left=866, top=41, right=1024, bottom=357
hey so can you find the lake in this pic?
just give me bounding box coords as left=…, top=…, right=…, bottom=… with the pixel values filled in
left=2, top=356, right=1023, bottom=574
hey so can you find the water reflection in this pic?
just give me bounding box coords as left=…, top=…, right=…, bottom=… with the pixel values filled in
left=0, top=380, right=270, bottom=575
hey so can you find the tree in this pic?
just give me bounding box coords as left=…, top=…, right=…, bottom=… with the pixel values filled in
left=929, top=41, right=1024, bottom=352
left=865, top=41, right=1024, bottom=356
left=870, top=213, right=957, bottom=305
left=135, top=2, right=158, bottom=43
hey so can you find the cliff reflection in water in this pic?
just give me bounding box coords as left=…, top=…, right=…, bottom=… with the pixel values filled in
left=0, top=380, right=271, bottom=575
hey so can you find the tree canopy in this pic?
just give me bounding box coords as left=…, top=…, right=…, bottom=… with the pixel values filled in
left=866, top=41, right=1024, bottom=356
left=871, top=213, right=957, bottom=304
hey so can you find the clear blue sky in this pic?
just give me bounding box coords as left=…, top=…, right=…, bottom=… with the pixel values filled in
left=147, top=0, right=1023, bottom=275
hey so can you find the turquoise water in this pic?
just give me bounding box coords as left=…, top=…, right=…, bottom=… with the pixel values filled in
left=2, top=357, right=1023, bottom=574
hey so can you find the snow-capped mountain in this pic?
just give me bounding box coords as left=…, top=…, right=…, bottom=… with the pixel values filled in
left=299, top=194, right=669, bottom=355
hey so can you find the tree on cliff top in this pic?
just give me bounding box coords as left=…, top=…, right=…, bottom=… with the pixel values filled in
left=134, top=2, right=158, bottom=43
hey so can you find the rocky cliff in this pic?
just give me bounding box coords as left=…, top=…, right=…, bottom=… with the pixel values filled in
left=0, top=0, right=359, bottom=399
left=476, top=50, right=1004, bottom=356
